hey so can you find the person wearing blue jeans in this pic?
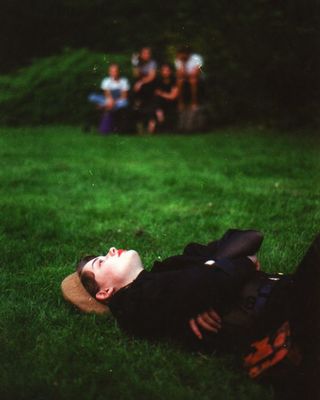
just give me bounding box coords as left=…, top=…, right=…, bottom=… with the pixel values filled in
left=88, top=63, right=130, bottom=133
left=88, top=93, right=129, bottom=110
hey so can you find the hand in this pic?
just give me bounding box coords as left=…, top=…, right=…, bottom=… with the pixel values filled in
left=134, top=81, right=143, bottom=92
left=247, top=255, right=260, bottom=270
left=106, top=98, right=115, bottom=110
left=189, top=309, right=222, bottom=340
left=131, top=53, right=139, bottom=67
left=190, top=103, right=199, bottom=111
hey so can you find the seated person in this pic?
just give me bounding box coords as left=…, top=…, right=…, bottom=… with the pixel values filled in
left=89, top=63, right=130, bottom=111
left=147, top=63, right=178, bottom=133
left=175, top=47, right=203, bottom=111
left=64, top=229, right=320, bottom=399
left=88, top=63, right=130, bottom=132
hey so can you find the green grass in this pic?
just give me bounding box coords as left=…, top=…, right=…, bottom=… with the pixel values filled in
left=0, top=126, right=319, bottom=400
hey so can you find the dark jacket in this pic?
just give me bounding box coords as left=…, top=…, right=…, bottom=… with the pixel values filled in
left=109, top=230, right=291, bottom=352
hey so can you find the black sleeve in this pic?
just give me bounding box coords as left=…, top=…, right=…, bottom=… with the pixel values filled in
left=154, top=78, right=161, bottom=90
left=171, top=76, right=177, bottom=86
left=151, top=229, right=263, bottom=273
left=183, top=229, right=263, bottom=259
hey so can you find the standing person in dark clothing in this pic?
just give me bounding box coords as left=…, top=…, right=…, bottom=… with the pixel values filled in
left=132, top=47, right=157, bottom=98
left=147, top=63, right=178, bottom=133
left=62, top=229, right=320, bottom=399
left=131, top=47, right=157, bottom=132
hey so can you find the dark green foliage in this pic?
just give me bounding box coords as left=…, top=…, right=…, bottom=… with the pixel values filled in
left=1, top=0, right=319, bottom=126
left=0, top=126, right=319, bottom=399
left=0, top=49, right=130, bottom=125
left=201, top=1, right=320, bottom=126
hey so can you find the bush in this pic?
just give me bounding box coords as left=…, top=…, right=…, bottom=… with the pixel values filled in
left=0, top=45, right=318, bottom=128
left=0, top=49, right=131, bottom=125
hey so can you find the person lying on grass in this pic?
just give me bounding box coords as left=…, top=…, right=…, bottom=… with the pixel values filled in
left=69, top=229, right=319, bottom=396
left=77, top=230, right=263, bottom=346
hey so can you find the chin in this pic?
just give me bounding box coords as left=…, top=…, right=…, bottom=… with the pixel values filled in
left=122, top=249, right=135, bottom=257
left=126, top=249, right=139, bottom=259
left=125, top=250, right=142, bottom=267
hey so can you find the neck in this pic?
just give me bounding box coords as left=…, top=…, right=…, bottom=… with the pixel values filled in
left=117, top=265, right=144, bottom=291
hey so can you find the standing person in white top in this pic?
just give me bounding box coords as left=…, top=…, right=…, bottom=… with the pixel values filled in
left=88, top=63, right=130, bottom=111
left=175, top=47, right=203, bottom=111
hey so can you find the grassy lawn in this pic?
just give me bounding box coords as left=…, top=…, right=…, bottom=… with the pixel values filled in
left=0, top=126, right=319, bottom=400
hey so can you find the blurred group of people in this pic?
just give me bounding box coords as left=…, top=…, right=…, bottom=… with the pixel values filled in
left=88, top=46, right=205, bottom=134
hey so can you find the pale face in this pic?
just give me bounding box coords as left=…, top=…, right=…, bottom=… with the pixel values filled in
left=140, top=47, right=151, bottom=62
left=82, top=247, right=143, bottom=300
left=161, top=65, right=171, bottom=79
left=109, top=65, right=120, bottom=80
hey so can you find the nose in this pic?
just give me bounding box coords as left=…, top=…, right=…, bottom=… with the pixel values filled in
left=108, top=247, right=117, bottom=257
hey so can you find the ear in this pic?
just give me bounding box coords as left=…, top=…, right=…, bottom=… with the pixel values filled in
left=96, top=287, right=115, bottom=301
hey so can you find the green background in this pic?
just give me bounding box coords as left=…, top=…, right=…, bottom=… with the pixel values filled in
left=1, top=0, right=319, bottom=126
